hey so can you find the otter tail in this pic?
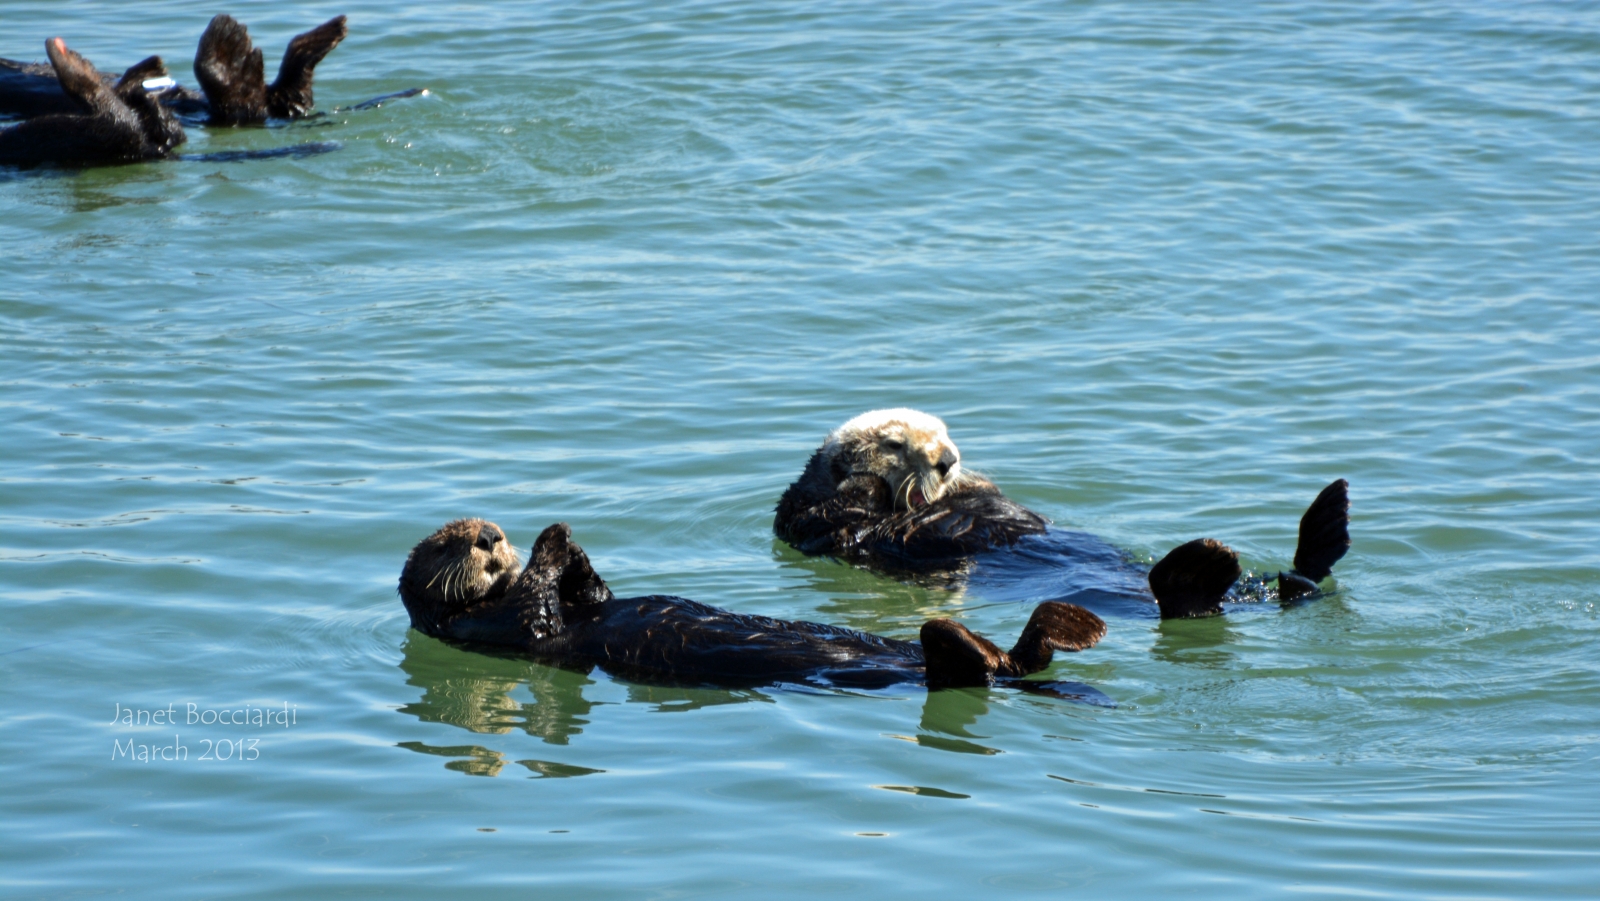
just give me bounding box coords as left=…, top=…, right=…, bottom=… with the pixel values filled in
left=921, top=601, right=1105, bottom=688
left=194, top=14, right=266, bottom=125
left=1148, top=537, right=1241, bottom=619
left=1279, top=478, right=1350, bottom=601
left=267, top=16, right=348, bottom=119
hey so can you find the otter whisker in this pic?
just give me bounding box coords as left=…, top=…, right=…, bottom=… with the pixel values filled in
left=440, top=560, right=457, bottom=602
left=447, top=559, right=466, bottom=603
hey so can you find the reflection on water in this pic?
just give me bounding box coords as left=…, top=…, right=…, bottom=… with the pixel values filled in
left=772, top=544, right=967, bottom=635
left=622, top=682, right=771, bottom=712
left=919, top=686, right=994, bottom=738
left=397, top=634, right=599, bottom=744
left=396, top=740, right=508, bottom=777
left=517, top=759, right=605, bottom=778
left=396, top=631, right=780, bottom=775
left=399, top=622, right=1112, bottom=774
left=1150, top=616, right=1236, bottom=669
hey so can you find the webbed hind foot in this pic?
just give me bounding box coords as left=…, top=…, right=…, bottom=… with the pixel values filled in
left=1149, top=538, right=1241, bottom=619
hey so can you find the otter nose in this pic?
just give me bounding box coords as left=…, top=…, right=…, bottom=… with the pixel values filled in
left=935, top=448, right=958, bottom=478
left=475, top=526, right=503, bottom=551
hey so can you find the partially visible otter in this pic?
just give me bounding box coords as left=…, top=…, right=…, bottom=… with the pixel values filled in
left=398, top=519, right=1107, bottom=691
left=0, top=15, right=347, bottom=125
left=190, top=14, right=347, bottom=124
left=0, top=39, right=184, bottom=169
left=775, top=409, right=1351, bottom=619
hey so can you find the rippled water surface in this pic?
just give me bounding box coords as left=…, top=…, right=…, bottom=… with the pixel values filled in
left=3, top=1, right=1598, bottom=897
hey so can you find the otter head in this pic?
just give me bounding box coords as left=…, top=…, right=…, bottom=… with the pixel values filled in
left=113, top=56, right=186, bottom=156
left=397, top=518, right=521, bottom=634
left=824, top=408, right=966, bottom=511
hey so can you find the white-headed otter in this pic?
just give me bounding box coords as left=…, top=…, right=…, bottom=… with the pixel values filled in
left=398, top=519, right=1107, bottom=691
left=0, top=40, right=184, bottom=169
left=775, top=409, right=1351, bottom=619
left=0, top=15, right=346, bottom=125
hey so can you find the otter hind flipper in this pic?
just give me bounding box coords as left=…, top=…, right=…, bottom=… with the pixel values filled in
left=45, top=38, right=118, bottom=115
left=1149, top=538, right=1241, bottom=619
left=922, top=601, right=1104, bottom=688
left=194, top=14, right=266, bottom=125
left=920, top=619, right=1011, bottom=688
left=1006, top=602, right=1106, bottom=672
left=267, top=15, right=348, bottom=119
left=1291, top=478, right=1350, bottom=583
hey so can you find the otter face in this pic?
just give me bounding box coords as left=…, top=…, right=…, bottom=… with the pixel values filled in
left=825, top=408, right=965, bottom=511
left=114, top=57, right=186, bottom=156
left=398, top=518, right=521, bottom=630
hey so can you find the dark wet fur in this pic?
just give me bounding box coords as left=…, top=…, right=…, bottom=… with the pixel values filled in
left=2, top=15, right=349, bottom=126
left=1292, top=478, right=1351, bottom=582
left=195, top=14, right=346, bottom=124
left=775, top=448, right=1050, bottom=569
left=1147, top=538, right=1242, bottom=619
left=0, top=40, right=183, bottom=169
left=399, top=521, right=1106, bottom=691
left=1147, top=479, right=1351, bottom=617
left=777, top=439, right=1350, bottom=620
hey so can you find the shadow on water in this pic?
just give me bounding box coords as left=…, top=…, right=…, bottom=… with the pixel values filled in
left=176, top=141, right=342, bottom=163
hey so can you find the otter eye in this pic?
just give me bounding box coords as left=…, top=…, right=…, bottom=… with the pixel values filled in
left=884, top=439, right=905, bottom=452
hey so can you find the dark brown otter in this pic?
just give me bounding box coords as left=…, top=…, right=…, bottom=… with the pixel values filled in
left=399, top=519, right=1106, bottom=691
left=0, top=15, right=346, bottom=125
left=0, top=39, right=184, bottom=169
left=775, top=410, right=1351, bottom=619
left=192, top=14, right=347, bottom=124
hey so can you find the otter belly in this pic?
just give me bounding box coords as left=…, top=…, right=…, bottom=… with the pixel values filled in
left=565, top=596, right=927, bottom=687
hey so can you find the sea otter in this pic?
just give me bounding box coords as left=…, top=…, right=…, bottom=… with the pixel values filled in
left=398, top=519, right=1108, bottom=691
left=0, top=40, right=184, bottom=168
left=0, top=14, right=347, bottom=125
left=774, top=409, right=1351, bottom=619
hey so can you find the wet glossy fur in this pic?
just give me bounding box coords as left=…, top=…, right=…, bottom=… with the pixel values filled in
left=399, top=520, right=1106, bottom=690
left=0, top=15, right=345, bottom=125
left=776, top=410, right=1351, bottom=619
left=0, top=40, right=183, bottom=168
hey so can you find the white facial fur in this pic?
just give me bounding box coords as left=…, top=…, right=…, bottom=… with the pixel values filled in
left=824, top=408, right=965, bottom=510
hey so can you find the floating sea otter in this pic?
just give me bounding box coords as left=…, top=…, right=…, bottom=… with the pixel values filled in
left=1, top=15, right=363, bottom=125
left=774, top=408, right=1350, bottom=619
left=398, top=519, right=1108, bottom=691
left=0, top=40, right=184, bottom=168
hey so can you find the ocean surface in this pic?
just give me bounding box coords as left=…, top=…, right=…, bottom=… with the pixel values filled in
left=3, top=1, right=1597, bottom=897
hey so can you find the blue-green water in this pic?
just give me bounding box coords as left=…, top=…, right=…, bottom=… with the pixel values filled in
left=3, top=1, right=1598, bottom=897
